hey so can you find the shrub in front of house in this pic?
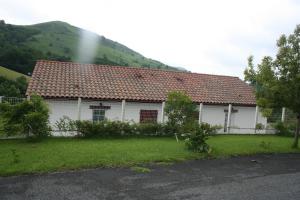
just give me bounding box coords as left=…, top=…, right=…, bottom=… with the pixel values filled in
left=164, top=91, right=197, bottom=136
left=182, top=122, right=218, bottom=153
left=104, top=120, right=133, bottom=137
left=74, top=120, right=218, bottom=139
left=135, top=123, right=171, bottom=136
left=0, top=94, right=50, bottom=141
left=75, top=120, right=134, bottom=137
left=74, top=120, right=171, bottom=138
left=183, top=126, right=210, bottom=153
left=75, top=120, right=106, bottom=137
left=273, top=121, right=295, bottom=137
left=55, top=116, right=77, bottom=132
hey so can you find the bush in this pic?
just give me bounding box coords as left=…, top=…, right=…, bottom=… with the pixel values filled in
left=255, top=123, right=265, bottom=130
left=164, top=91, right=197, bottom=135
left=135, top=123, right=164, bottom=136
left=183, top=125, right=210, bottom=153
left=0, top=95, right=50, bottom=140
left=55, top=116, right=76, bottom=132
left=273, top=121, right=295, bottom=137
left=58, top=116, right=219, bottom=140
left=24, top=112, right=50, bottom=139
left=75, top=120, right=134, bottom=138
left=75, top=120, right=104, bottom=138
left=73, top=120, right=178, bottom=138
left=181, top=122, right=218, bottom=152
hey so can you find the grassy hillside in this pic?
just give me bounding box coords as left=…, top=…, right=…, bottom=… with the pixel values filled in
left=0, top=66, right=30, bottom=80
left=0, top=20, right=179, bottom=75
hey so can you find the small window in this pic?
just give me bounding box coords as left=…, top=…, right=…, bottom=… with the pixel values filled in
left=93, top=109, right=105, bottom=122
left=140, top=110, right=158, bottom=123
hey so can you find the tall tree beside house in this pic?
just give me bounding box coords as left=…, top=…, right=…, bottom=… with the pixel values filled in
left=244, top=24, right=300, bottom=148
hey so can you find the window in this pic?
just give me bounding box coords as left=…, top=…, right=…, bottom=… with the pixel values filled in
left=140, top=110, right=158, bottom=123
left=93, top=109, right=105, bottom=122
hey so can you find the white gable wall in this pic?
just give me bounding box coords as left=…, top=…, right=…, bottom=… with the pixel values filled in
left=47, top=99, right=78, bottom=125
left=201, top=105, right=267, bottom=133
left=124, top=102, right=163, bottom=123
left=46, top=99, right=267, bottom=134
left=81, top=100, right=122, bottom=121
left=201, top=105, right=226, bottom=128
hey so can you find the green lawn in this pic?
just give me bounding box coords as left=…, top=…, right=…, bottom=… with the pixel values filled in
left=208, top=135, right=299, bottom=156
left=0, top=135, right=299, bottom=176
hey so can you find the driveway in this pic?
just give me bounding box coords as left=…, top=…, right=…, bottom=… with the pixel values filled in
left=0, top=153, right=300, bottom=200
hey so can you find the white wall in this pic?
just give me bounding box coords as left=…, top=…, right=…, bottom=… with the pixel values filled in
left=46, top=99, right=267, bottom=134
left=229, top=106, right=267, bottom=134
left=200, top=104, right=267, bottom=134
left=47, top=99, right=78, bottom=126
left=81, top=100, right=122, bottom=121
left=46, top=99, right=164, bottom=129
left=124, top=102, right=163, bottom=123
left=201, top=105, right=227, bottom=129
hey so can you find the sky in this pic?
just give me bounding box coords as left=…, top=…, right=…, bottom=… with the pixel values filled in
left=1, top=0, right=300, bottom=78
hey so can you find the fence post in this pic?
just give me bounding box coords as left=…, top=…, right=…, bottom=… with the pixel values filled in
left=281, top=107, right=286, bottom=122
left=77, top=97, right=81, bottom=121
left=121, top=100, right=126, bottom=122
left=227, top=104, right=232, bottom=133
left=161, top=101, right=165, bottom=123
left=198, top=103, right=203, bottom=124
left=0, top=96, right=2, bottom=103
left=254, top=106, right=259, bottom=133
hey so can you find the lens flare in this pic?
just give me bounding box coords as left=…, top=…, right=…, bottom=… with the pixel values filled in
left=76, top=29, right=99, bottom=64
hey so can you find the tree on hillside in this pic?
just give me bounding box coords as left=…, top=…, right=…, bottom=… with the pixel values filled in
left=244, top=25, right=300, bottom=148
left=0, top=76, right=28, bottom=97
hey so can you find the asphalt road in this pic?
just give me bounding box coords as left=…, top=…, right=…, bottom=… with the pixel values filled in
left=0, top=154, right=300, bottom=200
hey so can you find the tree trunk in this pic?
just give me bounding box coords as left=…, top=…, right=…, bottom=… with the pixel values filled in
left=292, top=114, right=300, bottom=148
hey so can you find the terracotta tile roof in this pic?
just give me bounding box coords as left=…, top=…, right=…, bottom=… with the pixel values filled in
left=26, top=60, right=256, bottom=105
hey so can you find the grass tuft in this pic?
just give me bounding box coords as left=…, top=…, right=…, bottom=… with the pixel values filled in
left=130, top=166, right=151, bottom=173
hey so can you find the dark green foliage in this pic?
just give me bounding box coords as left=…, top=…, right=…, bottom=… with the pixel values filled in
left=164, top=91, right=214, bottom=152
left=134, top=123, right=171, bottom=136
left=0, top=46, right=44, bottom=75
left=0, top=95, right=50, bottom=140
left=0, top=20, right=180, bottom=75
left=255, top=123, right=265, bottom=130
left=55, top=116, right=77, bottom=132
left=75, top=120, right=132, bottom=137
left=244, top=24, right=300, bottom=148
left=164, top=91, right=198, bottom=135
left=74, top=120, right=173, bottom=138
left=0, top=76, right=28, bottom=97
left=184, top=127, right=210, bottom=153
left=182, top=122, right=218, bottom=153
left=94, top=56, right=120, bottom=66
left=70, top=104, right=215, bottom=154
left=273, top=121, right=295, bottom=137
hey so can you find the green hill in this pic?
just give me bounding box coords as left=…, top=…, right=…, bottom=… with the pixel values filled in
left=0, top=20, right=180, bottom=75
left=0, top=66, right=30, bottom=80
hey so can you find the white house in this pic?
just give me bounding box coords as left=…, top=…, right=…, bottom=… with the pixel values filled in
left=26, top=60, right=267, bottom=134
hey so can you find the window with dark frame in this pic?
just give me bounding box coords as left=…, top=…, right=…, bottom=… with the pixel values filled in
left=140, top=110, right=158, bottom=123
left=93, top=109, right=105, bottom=122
